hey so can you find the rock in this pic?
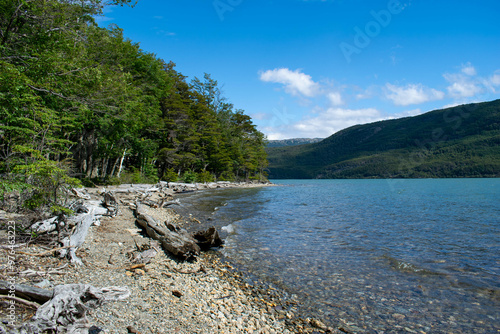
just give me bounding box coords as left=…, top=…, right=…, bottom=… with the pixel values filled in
left=172, top=290, right=183, bottom=298
left=127, top=325, right=142, bottom=334
left=310, top=318, right=328, bottom=330
left=89, top=325, right=103, bottom=334
left=34, top=279, right=52, bottom=289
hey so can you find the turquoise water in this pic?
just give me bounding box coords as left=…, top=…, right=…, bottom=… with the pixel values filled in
left=178, top=179, right=500, bottom=333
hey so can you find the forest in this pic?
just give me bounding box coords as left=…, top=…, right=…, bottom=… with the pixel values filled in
left=267, top=99, right=500, bottom=179
left=0, top=0, right=268, bottom=212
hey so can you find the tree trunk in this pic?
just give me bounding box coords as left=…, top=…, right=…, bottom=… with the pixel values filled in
left=135, top=203, right=200, bottom=260
left=110, top=156, right=119, bottom=177
left=117, top=148, right=127, bottom=177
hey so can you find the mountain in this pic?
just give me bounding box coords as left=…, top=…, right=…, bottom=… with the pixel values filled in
left=266, top=99, right=500, bottom=179
left=267, top=138, right=323, bottom=148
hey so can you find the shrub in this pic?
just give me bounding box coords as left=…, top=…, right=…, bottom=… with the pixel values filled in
left=196, top=171, right=214, bottom=183
left=181, top=171, right=197, bottom=183
left=218, top=171, right=235, bottom=181
left=162, top=168, right=178, bottom=182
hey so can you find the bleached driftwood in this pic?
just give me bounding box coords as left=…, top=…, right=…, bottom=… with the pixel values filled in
left=16, top=265, right=68, bottom=277
left=0, top=280, right=53, bottom=303
left=140, top=197, right=180, bottom=209
left=59, top=209, right=95, bottom=265
left=30, top=216, right=58, bottom=233
left=84, top=200, right=108, bottom=216
left=70, top=202, right=89, bottom=214
left=70, top=187, right=91, bottom=200
left=102, top=191, right=118, bottom=217
left=159, top=182, right=199, bottom=193
left=30, top=199, right=101, bottom=234
left=145, top=185, right=160, bottom=193
left=162, top=198, right=181, bottom=208
left=0, top=294, right=40, bottom=309
left=135, top=203, right=200, bottom=260
left=14, top=284, right=130, bottom=334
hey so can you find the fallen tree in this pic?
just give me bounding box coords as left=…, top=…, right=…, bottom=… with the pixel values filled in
left=0, top=282, right=130, bottom=334
left=193, top=227, right=223, bottom=251
left=59, top=209, right=95, bottom=265
left=0, top=280, right=53, bottom=303
left=135, top=202, right=201, bottom=261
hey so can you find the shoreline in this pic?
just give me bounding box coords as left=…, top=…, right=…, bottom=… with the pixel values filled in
left=0, top=182, right=334, bottom=333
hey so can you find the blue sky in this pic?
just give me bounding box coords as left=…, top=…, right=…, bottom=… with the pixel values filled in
left=97, top=0, right=500, bottom=139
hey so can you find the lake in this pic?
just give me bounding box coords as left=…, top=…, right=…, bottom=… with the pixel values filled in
left=177, top=179, right=500, bottom=333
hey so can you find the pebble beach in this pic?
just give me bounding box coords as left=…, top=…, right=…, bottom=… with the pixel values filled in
left=0, top=183, right=337, bottom=333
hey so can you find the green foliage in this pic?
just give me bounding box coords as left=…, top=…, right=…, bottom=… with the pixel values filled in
left=218, top=171, right=236, bottom=181
left=181, top=171, right=197, bottom=184
left=2, top=147, right=81, bottom=211
left=267, top=100, right=500, bottom=179
left=0, top=0, right=268, bottom=214
left=161, top=168, right=178, bottom=182
left=196, top=171, right=215, bottom=184
left=0, top=179, right=29, bottom=202
left=80, top=178, right=97, bottom=187
left=50, top=205, right=74, bottom=216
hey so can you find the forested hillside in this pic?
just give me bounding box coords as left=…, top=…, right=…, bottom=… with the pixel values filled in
left=267, top=100, right=500, bottom=179
left=0, top=0, right=267, bottom=212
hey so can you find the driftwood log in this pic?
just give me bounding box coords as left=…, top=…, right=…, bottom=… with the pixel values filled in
left=0, top=281, right=129, bottom=334
left=18, top=284, right=129, bottom=334
left=30, top=217, right=58, bottom=233
left=59, top=209, right=95, bottom=265
left=102, top=191, right=118, bottom=217
left=0, top=280, right=53, bottom=303
left=70, top=188, right=91, bottom=200
left=193, top=227, right=223, bottom=251
left=135, top=203, right=200, bottom=260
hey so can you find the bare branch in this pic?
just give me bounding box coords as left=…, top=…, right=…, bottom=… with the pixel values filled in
left=27, top=84, right=68, bottom=100
left=0, top=294, right=41, bottom=309
left=50, top=64, right=98, bottom=77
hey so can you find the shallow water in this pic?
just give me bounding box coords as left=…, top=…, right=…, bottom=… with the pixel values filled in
left=177, top=179, right=500, bottom=333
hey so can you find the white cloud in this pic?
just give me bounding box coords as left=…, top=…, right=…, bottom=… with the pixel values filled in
left=93, top=7, right=113, bottom=24
left=461, top=63, right=477, bottom=76
left=259, top=68, right=320, bottom=97
left=355, top=85, right=378, bottom=100
left=441, top=102, right=463, bottom=109
left=261, top=63, right=500, bottom=140
left=250, top=112, right=268, bottom=121
left=444, top=73, right=482, bottom=99
left=490, top=70, right=500, bottom=86
left=292, top=107, right=382, bottom=138
left=327, top=91, right=343, bottom=106
left=385, top=83, right=445, bottom=106
left=265, top=130, right=290, bottom=141
left=390, top=109, right=424, bottom=119
left=265, top=107, right=383, bottom=139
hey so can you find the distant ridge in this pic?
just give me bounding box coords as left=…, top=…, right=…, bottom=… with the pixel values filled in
left=267, top=138, right=323, bottom=148
left=266, top=99, right=500, bottom=179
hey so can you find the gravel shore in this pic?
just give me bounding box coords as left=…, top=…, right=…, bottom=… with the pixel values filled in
left=1, top=183, right=337, bottom=333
